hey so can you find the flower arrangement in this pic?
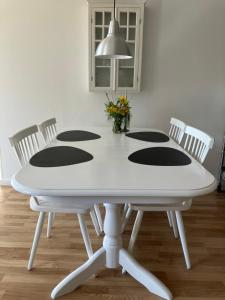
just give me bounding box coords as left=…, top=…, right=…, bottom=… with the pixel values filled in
left=105, top=93, right=131, bottom=133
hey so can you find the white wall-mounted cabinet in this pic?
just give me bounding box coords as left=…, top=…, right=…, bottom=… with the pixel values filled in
left=87, top=0, right=146, bottom=92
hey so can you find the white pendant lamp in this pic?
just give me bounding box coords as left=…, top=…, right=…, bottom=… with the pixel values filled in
left=95, top=0, right=132, bottom=59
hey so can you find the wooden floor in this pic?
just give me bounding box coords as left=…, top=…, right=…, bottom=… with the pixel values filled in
left=0, top=187, right=225, bottom=300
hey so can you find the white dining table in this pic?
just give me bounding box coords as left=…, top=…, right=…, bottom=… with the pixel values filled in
left=11, top=127, right=217, bottom=300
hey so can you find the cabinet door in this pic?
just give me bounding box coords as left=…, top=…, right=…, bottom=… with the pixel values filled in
left=91, top=8, right=113, bottom=90
left=116, top=8, right=140, bottom=91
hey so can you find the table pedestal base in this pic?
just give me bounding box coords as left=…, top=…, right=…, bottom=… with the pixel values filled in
left=51, top=204, right=172, bottom=300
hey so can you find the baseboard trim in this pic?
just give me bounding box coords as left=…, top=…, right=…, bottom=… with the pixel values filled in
left=0, top=179, right=11, bottom=186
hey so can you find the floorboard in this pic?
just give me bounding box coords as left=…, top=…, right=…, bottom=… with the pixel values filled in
left=0, top=186, right=225, bottom=299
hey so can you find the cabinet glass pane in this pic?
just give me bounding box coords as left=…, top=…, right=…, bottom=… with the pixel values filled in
left=120, top=43, right=135, bottom=67
left=120, top=28, right=127, bottom=40
left=120, top=12, right=127, bottom=25
left=119, top=57, right=134, bottom=67
left=104, top=27, right=109, bottom=38
left=95, top=27, right=102, bottom=40
left=118, top=68, right=134, bottom=87
left=119, top=59, right=134, bottom=67
left=129, top=43, right=135, bottom=56
left=95, top=58, right=110, bottom=67
left=129, top=12, right=136, bottom=25
left=128, top=28, right=135, bottom=41
left=95, top=12, right=103, bottom=25
left=105, top=12, right=111, bottom=25
left=95, top=68, right=110, bottom=87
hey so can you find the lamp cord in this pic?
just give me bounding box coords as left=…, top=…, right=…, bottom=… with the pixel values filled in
left=113, top=0, right=115, bottom=19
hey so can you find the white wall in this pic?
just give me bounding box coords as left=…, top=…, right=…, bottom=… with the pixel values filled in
left=0, top=0, right=225, bottom=182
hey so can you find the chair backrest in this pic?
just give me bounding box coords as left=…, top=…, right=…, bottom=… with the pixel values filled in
left=9, top=125, right=39, bottom=167
left=169, top=117, right=186, bottom=144
left=38, top=118, right=57, bottom=144
left=183, top=125, right=214, bottom=164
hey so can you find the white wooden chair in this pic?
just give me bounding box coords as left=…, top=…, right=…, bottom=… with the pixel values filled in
left=122, top=117, right=186, bottom=237
left=123, top=124, right=214, bottom=271
left=9, top=125, right=101, bottom=270
left=38, top=117, right=57, bottom=144
left=38, top=118, right=104, bottom=237
left=183, top=125, right=214, bottom=164
left=169, top=117, right=186, bottom=144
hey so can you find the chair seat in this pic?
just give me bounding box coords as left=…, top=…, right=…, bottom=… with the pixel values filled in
left=30, top=196, right=94, bottom=214
left=130, top=199, right=192, bottom=212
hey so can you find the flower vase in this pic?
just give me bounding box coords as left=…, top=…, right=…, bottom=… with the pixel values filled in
left=113, top=117, right=123, bottom=133
left=122, top=115, right=130, bottom=132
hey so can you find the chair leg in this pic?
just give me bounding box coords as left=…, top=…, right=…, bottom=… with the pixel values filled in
left=167, top=211, right=172, bottom=227
left=47, top=212, right=55, bottom=238
left=128, top=210, right=144, bottom=253
left=77, top=214, right=93, bottom=259
left=121, top=206, right=132, bottom=233
left=122, top=210, right=144, bottom=274
left=122, top=203, right=129, bottom=222
left=175, top=211, right=191, bottom=270
left=90, top=210, right=101, bottom=236
left=28, top=211, right=46, bottom=270
left=170, top=211, right=178, bottom=239
left=94, top=204, right=103, bottom=232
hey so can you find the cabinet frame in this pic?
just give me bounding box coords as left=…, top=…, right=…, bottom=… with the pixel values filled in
left=87, top=0, right=146, bottom=93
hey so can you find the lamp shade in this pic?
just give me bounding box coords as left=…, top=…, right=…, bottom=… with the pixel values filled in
left=95, top=20, right=132, bottom=59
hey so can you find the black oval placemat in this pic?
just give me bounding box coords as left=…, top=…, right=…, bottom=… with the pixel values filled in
left=30, top=146, right=93, bottom=167
left=57, top=130, right=101, bottom=142
left=128, top=147, right=191, bottom=166
left=126, top=131, right=169, bottom=143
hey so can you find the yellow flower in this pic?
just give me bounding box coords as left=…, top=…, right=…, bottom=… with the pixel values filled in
left=119, top=95, right=128, bottom=106
left=119, top=95, right=126, bottom=101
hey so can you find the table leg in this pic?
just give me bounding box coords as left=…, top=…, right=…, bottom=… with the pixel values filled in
left=119, top=249, right=172, bottom=300
left=51, top=247, right=106, bottom=299
left=51, top=203, right=173, bottom=300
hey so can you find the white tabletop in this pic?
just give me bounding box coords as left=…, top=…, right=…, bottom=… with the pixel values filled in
left=11, top=127, right=217, bottom=201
